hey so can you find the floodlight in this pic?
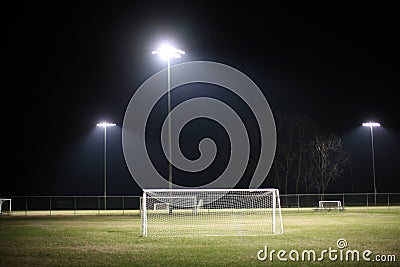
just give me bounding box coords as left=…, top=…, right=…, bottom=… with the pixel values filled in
left=97, top=122, right=116, bottom=127
left=152, top=44, right=185, bottom=60
left=362, top=121, right=380, bottom=206
left=362, top=122, right=381, bottom=127
left=152, top=42, right=186, bottom=194
left=96, top=121, right=116, bottom=210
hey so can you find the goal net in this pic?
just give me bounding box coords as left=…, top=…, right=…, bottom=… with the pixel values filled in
left=0, top=198, right=11, bottom=214
left=141, top=189, right=283, bottom=237
left=318, top=200, right=343, bottom=210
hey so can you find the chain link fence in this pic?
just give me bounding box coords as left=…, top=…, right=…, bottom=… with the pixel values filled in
left=280, top=193, right=400, bottom=209
left=1, top=193, right=399, bottom=215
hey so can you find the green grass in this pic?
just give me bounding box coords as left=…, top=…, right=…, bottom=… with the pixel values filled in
left=0, top=207, right=399, bottom=266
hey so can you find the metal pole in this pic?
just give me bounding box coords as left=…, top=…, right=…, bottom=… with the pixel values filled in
left=142, top=191, right=148, bottom=236
left=167, top=58, right=173, bottom=216
left=342, top=193, right=345, bottom=208
left=167, top=58, right=172, bottom=190
left=370, top=127, right=377, bottom=206
left=104, top=126, right=107, bottom=210
left=122, top=196, right=125, bottom=215
left=272, top=190, right=276, bottom=234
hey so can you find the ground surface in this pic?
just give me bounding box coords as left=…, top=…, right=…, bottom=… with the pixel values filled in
left=0, top=207, right=399, bottom=266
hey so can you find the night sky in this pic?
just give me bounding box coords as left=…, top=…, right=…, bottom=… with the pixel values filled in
left=5, top=2, right=399, bottom=196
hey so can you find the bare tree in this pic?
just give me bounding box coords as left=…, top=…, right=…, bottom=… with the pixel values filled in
left=292, top=114, right=317, bottom=194
left=268, top=112, right=350, bottom=198
left=272, top=113, right=296, bottom=195
left=306, top=134, right=351, bottom=198
left=270, top=113, right=317, bottom=194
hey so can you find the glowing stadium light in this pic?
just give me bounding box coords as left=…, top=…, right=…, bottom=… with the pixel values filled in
left=152, top=43, right=186, bottom=194
left=97, top=121, right=116, bottom=210
left=97, top=122, right=116, bottom=127
left=362, top=122, right=381, bottom=127
left=152, top=44, right=185, bottom=60
left=362, top=121, right=381, bottom=206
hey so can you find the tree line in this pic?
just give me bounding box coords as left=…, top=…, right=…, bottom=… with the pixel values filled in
left=267, top=112, right=351, bottom=196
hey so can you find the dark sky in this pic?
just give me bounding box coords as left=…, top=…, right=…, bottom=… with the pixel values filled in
left=5, top=2, right=399, bottom=196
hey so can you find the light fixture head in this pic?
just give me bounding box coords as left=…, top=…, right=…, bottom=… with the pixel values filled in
left=97, top=122, right=116, bottom=127
left=362, top=122, right=381, bottom=127
left=152, top=44, right=185, bottom=60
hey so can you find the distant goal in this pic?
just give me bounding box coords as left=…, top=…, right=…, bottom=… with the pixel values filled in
left=141, top=189, right=283, bottom=237
left=317, top=200, right=343, bottom=211
left=0, top=198, right=11, bottom=214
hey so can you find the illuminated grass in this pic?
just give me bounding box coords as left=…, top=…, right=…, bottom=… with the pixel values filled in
left=8, top=210, right=141, bottom=216
left=0, top=207, right=399, bottom=266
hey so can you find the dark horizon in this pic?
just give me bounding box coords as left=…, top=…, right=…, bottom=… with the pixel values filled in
left=5, top=2, right=399, bottom=196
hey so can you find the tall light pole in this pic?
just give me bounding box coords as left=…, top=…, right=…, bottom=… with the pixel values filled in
left=97, top=122, right=116, bottom=210
left=152, top=44, right=185, bottom=190
left=362, top=121, right=380, bottom=206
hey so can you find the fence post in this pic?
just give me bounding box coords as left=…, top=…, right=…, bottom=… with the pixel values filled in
left=98, top=197, right=100, bottom=215
left=74, top=196, right=76, bottom=215
left=122, top=196, right=125, bottom=215
left=297, top=194, right=300, bottom=212
left=342, top=194, right=345, bottom=207
left=387, top=193, right=390, bottom=210
left=25, top=197, right=27, bottom=216
left=49, top=196, right=52, bottom=216
left=366, top=194, right=369, bottom=210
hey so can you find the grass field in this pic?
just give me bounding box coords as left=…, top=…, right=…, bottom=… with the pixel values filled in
left=0, top=207, right=399, bottom=266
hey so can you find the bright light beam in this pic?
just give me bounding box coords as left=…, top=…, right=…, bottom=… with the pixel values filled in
left=97, top=122, right=116, bottom=127
left=362, top=122, right=381, bottom=127
left=97, top=121, right=116, bottom=210
left=362, top=121, right=380, bottom=206
left=152, top=42, right=185, bottom=195
left=152, top=44, right=185, bottom=60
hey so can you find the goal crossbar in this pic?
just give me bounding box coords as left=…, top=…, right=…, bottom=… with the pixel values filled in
left=143, top=189, right=276, bottom=193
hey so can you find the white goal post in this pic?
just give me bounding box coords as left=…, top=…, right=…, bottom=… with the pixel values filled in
left=141, top=189, right=283, bottom=237
left=0, top=198, right=12, bottom=214
left=318, top=200, right=343, bottom=210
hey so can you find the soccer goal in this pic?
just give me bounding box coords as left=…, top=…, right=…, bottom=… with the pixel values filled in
left=318, top=200, right=343, bottom=211
left=141, top=189, right=283, bottom=237
left=0, top=198, right=12, bottom=214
